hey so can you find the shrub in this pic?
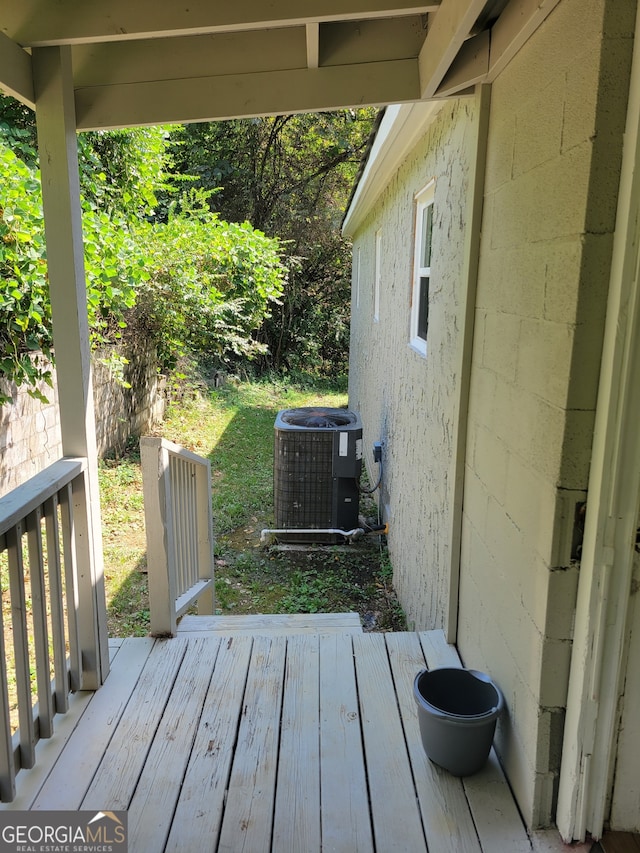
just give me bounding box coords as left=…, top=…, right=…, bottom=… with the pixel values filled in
left=0, top=142, right=288, bottom=403
left=130, top=193, right=288, bottom=371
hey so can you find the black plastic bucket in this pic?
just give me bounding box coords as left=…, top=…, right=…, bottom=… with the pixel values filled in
left=413, top=667, right=503, bottom=776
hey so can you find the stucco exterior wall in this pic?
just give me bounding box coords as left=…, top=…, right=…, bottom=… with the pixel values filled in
left=348, top=98, right=477, bottom=630
left=457, top=0, right=635, bottom=828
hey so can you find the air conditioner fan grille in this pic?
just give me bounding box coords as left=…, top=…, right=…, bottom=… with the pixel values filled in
left=279, top=408, right=356, bottom=429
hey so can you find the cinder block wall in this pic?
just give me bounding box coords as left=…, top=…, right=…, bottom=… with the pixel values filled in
left=348, top=98, right=477, bottom=630
left=0, top=346, right=165, bottom=497
left=457, top=0, right=635, bottom=827
left=0, top=367, right=62, bottom=496
left=92, top=346, right=166, bottom=460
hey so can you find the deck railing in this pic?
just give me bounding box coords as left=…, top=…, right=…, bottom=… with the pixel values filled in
left=141, top=437, right=215, bottom=636
left=0, top=457, right=95, bottom=802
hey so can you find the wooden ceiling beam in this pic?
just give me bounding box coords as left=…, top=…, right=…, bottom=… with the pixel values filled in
left=74, top=60, right=421, bottom=131
left=434, top=29, right=489, bottom=97
left=320, top=17, right=426, bottom=66
left=0, top=32, right=34, bottom=108
left=418, top=0, right=487, bottom=98
left=432, top=0, right=562, bottom=97
left=71, top=20, right=425, bottom=89
left=306, top=24, right=320, bottom=69
left=4, top=1, right=439, bottom=47
left=71, top=30, right=308, bottom=88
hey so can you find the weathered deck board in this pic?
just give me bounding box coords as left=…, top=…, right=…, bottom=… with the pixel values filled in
left=127, top=636, right=222, bottom=852
left=178, top=611, right=362, bottom=635
left=165, top=634, right=253, bottom=852
left=81, top=637, right=189, bottom=811
left=30, top=637, right=156, bottom=810
left=1, top=629, right=536, bottom=853
left=217, top=635, right=286, bottom=853
left=385, top=631, right=482, bottom=853
left=353, top=632, right=428, bottom=852
left=272, top=633, right=321, bottom=852
left=420, top=629, right=533, bottom=852
left=319, top=632, right=374, bottom=853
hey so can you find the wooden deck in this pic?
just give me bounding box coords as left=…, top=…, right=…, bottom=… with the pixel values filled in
left=1, top=627, right=554, bottom=852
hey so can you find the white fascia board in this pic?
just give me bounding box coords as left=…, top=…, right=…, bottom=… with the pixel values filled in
left=342, top=99, right=444, bottom=237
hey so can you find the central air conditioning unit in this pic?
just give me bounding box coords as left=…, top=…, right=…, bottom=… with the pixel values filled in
left=273, top=407, right=363, bottom=543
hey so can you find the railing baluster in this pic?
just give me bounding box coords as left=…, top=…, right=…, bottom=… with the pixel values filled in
left=181, top=458, right=189, bottom=590
left=174, top=456, right=185, bottom=595
left=168, top=454, right=177, bottom=589
left=165, top=446, right=178, bottom=621
left=59, top=483, right=81, bottom=693
left=182, top=458, right=191, bottom=589
left=0, top=597, right=16, bottom=802
left=185, top=460, right=193, bottom=588
left=186, top=460, right=194, bottom=588
left=188, top=461, right=198, bottom=589
left=6, top=523, right=36, bottom=770
left=181, top=460, right=189, bottom=589
left=26, top=508, right=54, bottom=739
left=44, top=495, right=69, bottom=714
left=0, top=543, right=16, bottom=803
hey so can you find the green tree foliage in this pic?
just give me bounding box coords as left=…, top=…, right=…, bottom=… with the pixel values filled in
left=0, top=99, right=287, bottom=403
left=1, top=94, right=370, bottom=394
left=0, top=142, right=52, bottom=400
left=132, top=192, right=287, bottom=369
left=0, top=134, right=144, bottom=403
left=166, top=110, right=376, bottom=375
left=77, top=127, right=171, bottom=218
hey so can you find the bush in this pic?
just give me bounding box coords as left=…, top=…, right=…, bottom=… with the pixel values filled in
left=0, top=139, right=142, bottom=403
left=0, top=140, right=288, bottom=403
left=131, top=193, right=288, bottom=371
left=0, top=141, right=54, bottom=401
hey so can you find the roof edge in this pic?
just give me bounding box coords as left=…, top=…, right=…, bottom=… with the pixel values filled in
left=341, top=100, right=444, bottom=238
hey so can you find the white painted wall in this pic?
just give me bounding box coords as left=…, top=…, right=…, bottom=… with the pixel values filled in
left=348, top=98, right=477, bottom=631
left=457, top=0, right=635, bottom=828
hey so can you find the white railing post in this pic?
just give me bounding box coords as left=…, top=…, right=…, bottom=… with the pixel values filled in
left=141, top=437, right=215, bottom=637
left=141, top=437, right=179, bottom=636
left=195, top=451, right=215, bottom=617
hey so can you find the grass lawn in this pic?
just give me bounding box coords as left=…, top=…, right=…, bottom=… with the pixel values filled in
left=100, top=375, right=405, bottom=636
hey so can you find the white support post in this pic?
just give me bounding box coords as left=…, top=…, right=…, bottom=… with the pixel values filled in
left=445, top=83, right=491, bottom=643
left=32, top=46, right=109, bottom=689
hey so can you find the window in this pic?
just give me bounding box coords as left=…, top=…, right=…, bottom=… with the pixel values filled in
left=410, top=181, right=434, bottom=356
left=374, top=229, right=382, bottom=323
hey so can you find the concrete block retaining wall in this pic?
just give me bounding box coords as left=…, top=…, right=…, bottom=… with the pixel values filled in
left=0, top=346, right=165, bottom=497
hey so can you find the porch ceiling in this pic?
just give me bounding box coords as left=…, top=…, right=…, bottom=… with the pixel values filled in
left=0, top=0, right=558, bottom=130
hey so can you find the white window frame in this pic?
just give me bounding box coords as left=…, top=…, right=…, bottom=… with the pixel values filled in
left=410, top=179, right=435, bottom=356
left=374, top=229, right=382, bottom=323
